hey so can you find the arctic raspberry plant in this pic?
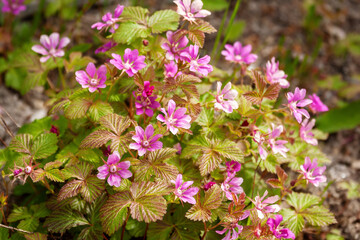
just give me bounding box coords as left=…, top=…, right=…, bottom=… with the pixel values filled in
left=0, top=1, right=336, bottom=239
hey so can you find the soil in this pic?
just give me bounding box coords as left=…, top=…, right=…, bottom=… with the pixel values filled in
left=1, top=0, right=360, bottom=239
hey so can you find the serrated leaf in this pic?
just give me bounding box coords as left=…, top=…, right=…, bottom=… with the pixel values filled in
left=64, top=98, right=92, bottom=119
left=188, top=29, right=205, bottom=48
left=8, top=206, right=31, bottom=222
left=164, top=74, right=201, bottom=100
left=282, top=208, right=304, bottom=236
left=45, top=169, right=65, bottom=182
left=302, top=206, right=337, bottom=227
left=80, top=176, right=105, bottom=203
left=149, top=10, right=179, bottom=34
left=80, top=114, right=132, bottom=155
left=190, top=20, right=217, bottom=34
left=18, top=217, right=39, bottom=232
left=122, top=6, right=149, bottom=22
left=24, top=232, right=47, bottom=240
left=113, top=22, right=150, bottom=44
left=203, top=184, right=222, bottom=209
left=286, top=192, right=321, bottom=212
left=31, top=133, right=58, bottom=159
left=9, top=134, right=33, bottom=155
left=88, top=101, right=114, bottom=122
left=44, top=207, right=89, bottom=233
left=58, top=179, right=84, bottom=201
left=44, top=161, right=63, bottom=170
left=135, top=148, right=179, bottom=181
left=100, top=192, right=132, bottom=235
left=185, top=204, right=211, bottom=222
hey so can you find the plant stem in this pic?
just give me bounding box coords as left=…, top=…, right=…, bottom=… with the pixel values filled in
left=1, top=208, right=7, bottom=225
left=57, top=65, right=66, bottom=90
left=251, top=162, right=260, bottom=199
left=215, top=0, right=242, bottom=63
left=121, top=210, right=130, bottom=240
left=211, top=0, right=230, bottom=60
left=201, top=221, right=208, bottom=240
left=0, top=223, right=33, bottom=234
left=143, top=223, right=149, bottom=240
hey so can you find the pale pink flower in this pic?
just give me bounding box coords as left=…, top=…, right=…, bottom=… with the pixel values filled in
left=180, top=45, right=213, bottom=77
left=97, top=151, right=132, bottom=187
left=221, top=175, right=244, bottom=200
left=173, top=0, right=211, bottom=23
left=1, top=0, right=26, bottom=15
left=300, top=119, right=318, bottom=145
left=221, top=42, right=257, bottom=64
left=110, top=48, right=146, bottom=77
left=171, top=174, right=199, bottom=204
left=95, top=41, right=117, bottom=54
left=266, top=57, right=289, bottom=88
left=214, top=82, right=238, bottom=113
left=216, top=211, right=250, bottom=240
left=157, top=99, right=191, bottom=135
left=268, top=124, right=289, bottom=157
left=254, top=131, right=268, bottom=160
left=32, top=33, right=70, bottom=63
left=164, top=61, right=181, bottom=78
left=161, top=31, right=189, bottom=61
left=300, top=157, right=326, bottom=187
left=309, top=93, right=329, bottom=113
left=75, top=62, right=107, bottom=93
left=129, top=125, right=163, bottom=156
left=286, top=87, right=312, bottom=124
left=267, top=215, right=295, bottom=239
left=250, top=190, right=281, bottom=219
left=91, top=4, right=124, bottom=33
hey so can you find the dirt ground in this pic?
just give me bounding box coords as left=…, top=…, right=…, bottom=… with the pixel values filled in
left=1, top=0, right=360, bottom=239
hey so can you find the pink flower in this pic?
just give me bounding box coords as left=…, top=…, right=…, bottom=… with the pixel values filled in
left=91, top=4, right=124, bottom=33
left=134, top=81, right=160, bottom=117
left=75, top=62, right=107, bottom=93
left=225, top=161, right=241, bottom=177
left=266, top=57, right=289, bottom=88
left=31, top=33, right=70, bottom=63
left=300, top=157, right=326, bottom=187
left=250, top=190, right=281, bottom=219
left=171, top=174, right=199, bottom=204
left=254, top=131, right=268, bottom=160
left=164, top=61, right=181, bottom=78
left=221, top=175, right=244, bottom=200
left=286, top=87, right=312, bottom=124
left=142, top=81, right=154, bottom=98
left=1, top=0, right=26, bottom=15
left=157, top=99, right=191, bottom=135
left=267, top=215, right=295, bottom=239
left=129, top=125, right=163, bottom=156
left=268, top=124, right=289, bottom=157
left=309, top=94, right=329, bottom=113
left=97, top=151, right=132, bottom=187
left=216, top=211, right=249, bottom=240
left=214, top=82, right=238, bottom=113
left=95, top=41, right=117, bottom=54
left=173, top=0, right=211, bottom=23
left=300, top=119, right=318, bottom=145
left=180, top=45, right=213, bottom=77
left=161, top=31, right=189, bottom=61
left=110, top=49, right=146, bottom=77
left=221, top=42, right=258, bottom=64
left=203, top=181, right=216, bottom=191
left=174, top=143, right=182, bottom=154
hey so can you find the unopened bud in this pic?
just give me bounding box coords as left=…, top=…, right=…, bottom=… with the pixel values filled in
left=143, top=40, right=149, bottom=46
left=290, top=180, right=296, bottom=186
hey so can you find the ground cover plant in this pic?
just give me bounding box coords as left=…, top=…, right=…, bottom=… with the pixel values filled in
left=0, top=0, right=337, bottom=239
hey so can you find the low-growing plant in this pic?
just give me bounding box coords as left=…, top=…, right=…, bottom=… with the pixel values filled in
left=0, top=0, right=336, bottom=239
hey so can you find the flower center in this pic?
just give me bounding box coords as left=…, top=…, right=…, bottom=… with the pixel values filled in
left=49, top=48, right=57, bottom=55
left=225, top=183, right=230, bottom=191
left=123, top=61, right=132, bottom=70
left=24, top=166, right=32, bottom=174
left=217, top=94, right=224, bottom=103
left=143, top=140, right=150, bottom=147
left=109, top=164, right=117, bottom=173
left=190, top=60, right=199, bottom=69
left=168, top=117, right=176, bottom=124
left=234, top=55, right=242, bottom=62
left=176, top=188, right=183, bottom=195
left=90, top=78, right=99, bottom=86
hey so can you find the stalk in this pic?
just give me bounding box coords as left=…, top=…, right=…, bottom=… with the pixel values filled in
left=211, top=1, right=231, bottom=59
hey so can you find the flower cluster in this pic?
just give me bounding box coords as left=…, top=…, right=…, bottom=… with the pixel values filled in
left=32, top=33, right=70, bottom=63
left=1, top=0, right=26, bottom=15
left=91, top=4, right=124, bottom=33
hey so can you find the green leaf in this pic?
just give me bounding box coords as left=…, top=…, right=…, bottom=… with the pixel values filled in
left=8, top=206, right=31, bottom=222
left=188, top=29, right=205, bottom=48
left=9, top=134, right=33, bottom=155
left=286, top=192, right=321, bottom=212
left=225, top=20, right=245, bottom=41
left=80, top=114, right=132, bottom=155
left=18, top=217, right=39, bottom=232
left=122, top=6, right=149, bottom=22
left=302, top=206, right=337, bottom=227
left=134, top=148, right=179, bottom=181
left=189, top=20, right=217, bottom=34
left=64, top=98, right=92, bottom=119
left=24, top=232, right=47, bottom=240
left=44, top=207, right=89, bottom=233
left=80, top=176, right=105, bottom=203
left=281, top=208, right=304, bottom=236
left=88, top=101, right=114, bottom=122
left=0, top=228, right=8, bottom=240
left=113, top=22, right=150, bottom=44
left=149, top=10, right=179, bottom=34
left=45, top=169, right=65, bottom=182
left=260, top=154, right=277, bottom=173
left=31, top=133, right=58, bottom=159
left=100, top=192, right=131, bottom=235
left=203, top=0, right=228, bottom=11
left=317, top=100, right=360, bottom=133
